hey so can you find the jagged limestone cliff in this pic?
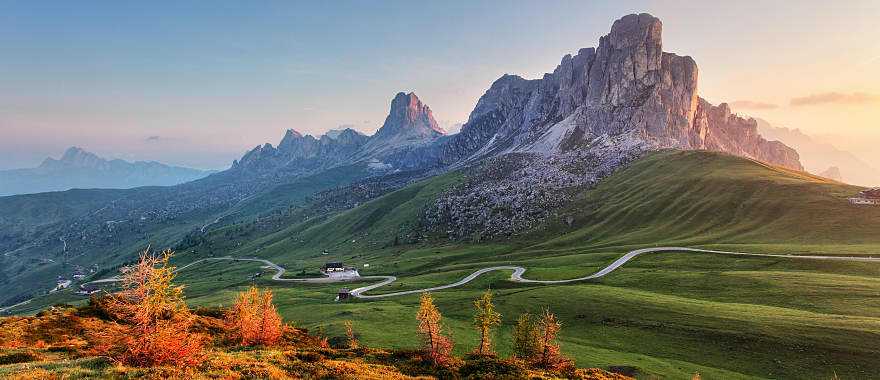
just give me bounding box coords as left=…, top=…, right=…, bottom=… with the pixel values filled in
left=427, top=13, right=801, bottom=171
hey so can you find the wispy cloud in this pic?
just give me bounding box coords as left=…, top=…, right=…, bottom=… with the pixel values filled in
left=145, top=135, right=161, bottom=142
left=790, top=92, right=878, bottom=106
left=729, top=100, right=779, bottom=110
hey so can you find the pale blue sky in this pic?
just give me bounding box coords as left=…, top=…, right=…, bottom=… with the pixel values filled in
left=2, top=1, right=878, bottom=169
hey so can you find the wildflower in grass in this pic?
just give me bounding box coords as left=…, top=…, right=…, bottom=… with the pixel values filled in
left=0, top=318, right=27, bottom=348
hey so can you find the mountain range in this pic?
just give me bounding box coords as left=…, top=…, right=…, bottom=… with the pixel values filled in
left=0, top=12, right=807, bottom=307
left=0, top=147, right=213, bottom=196
left=230, top=14, right=801, bottom=177
left=5, top=12, right=880, bottom=380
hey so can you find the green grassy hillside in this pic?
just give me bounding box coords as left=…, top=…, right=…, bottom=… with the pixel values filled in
left=0, top=162, right=386, bottom=307
left=12, top=150, right=880, bottom=379
left=543, top=150, right=880, bottom=252
left=181, top=169, right=466, bottom=273
left=226, top=163, right=375, bottom=220
left=213, top=150, right=880, bottom=266
left=0, top=188, right=127, bottom=236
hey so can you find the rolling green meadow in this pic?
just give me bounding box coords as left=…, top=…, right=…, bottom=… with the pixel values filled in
left=14, top=151, right=880, bottom=379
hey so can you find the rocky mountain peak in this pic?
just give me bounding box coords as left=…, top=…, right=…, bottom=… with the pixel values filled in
left=281, top=129, right=304, bottom=140
left=62, top=146, right=100, bottom=161
left=230, top=13, right=803, bottom=175
left=428, top=12, right=801, bottom=171
left=323, top=129, right=346, bottom=139
left=61, top=146, right=84, bottom=159
left=330, top=128, right=367, bottom=145
left=278, top=129, right=313, bottom=152
left=3, top=147, right=210, bottom=195
left=608, top=13, right=662, bottom=52
left=374, top=92, right=445, bottom=141
left=233, top=125, right=370, bottom=173
left=40, top=147, right=106, bottom=169
left=323, top=128, right=365, bottom=141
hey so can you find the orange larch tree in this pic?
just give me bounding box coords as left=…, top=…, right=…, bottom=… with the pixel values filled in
left=512, top=312, right=541, bottom=360
left=472, top=290, right=501, bottom=356
left=225, top=286, right=283, bottom=346
left=416, top=292, right=454, bottom=366
left=344, top=320, right=359, bottom=349
left=99, top=248, right=205, bottom=367
left=536, top=308, right=572, bottom=371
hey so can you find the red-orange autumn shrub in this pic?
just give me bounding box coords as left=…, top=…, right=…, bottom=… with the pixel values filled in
left=96, top=248, right=205, bottom=367
left=225, top=286, right=283, bottom=347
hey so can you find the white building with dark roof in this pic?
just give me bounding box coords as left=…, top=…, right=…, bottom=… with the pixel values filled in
left=849, top=188, right=880, bottom=205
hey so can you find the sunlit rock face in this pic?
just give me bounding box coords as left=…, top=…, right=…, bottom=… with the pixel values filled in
left=232, top=91, right=450, bottom=174
left=233, top=13, right=802, bottom=176
left=356, top=92, right=448, bottom=167
left=427, top=13, right=801, bottom=171
left=692, top=100, right=803, bottom=170
left=373, top=92, right=446, bottom=141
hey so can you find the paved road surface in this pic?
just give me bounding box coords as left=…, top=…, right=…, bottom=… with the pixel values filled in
left=77, top=247, right=880, bottom=302
left=349, top=247, right=880, bottom=298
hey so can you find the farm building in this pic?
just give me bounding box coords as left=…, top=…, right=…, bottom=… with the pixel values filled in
left=322, top=262, right=346, bottom=273
left=321, top=261, right=360, bottom=279
left=849, top=188, right=880, bottom=205
left=860, top=188, right=880, bottom=199
left=337, top=288, right=351, bottom=301
left=76, top=284, right=101, bottom=296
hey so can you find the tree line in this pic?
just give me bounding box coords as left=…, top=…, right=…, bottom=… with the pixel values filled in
left=415, top=290, right=573, bottom=372
left=89, top=247, right=574, bottom=371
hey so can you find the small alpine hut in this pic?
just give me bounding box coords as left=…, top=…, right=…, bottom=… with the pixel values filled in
left=337, top=288, right=351, bottom=301
left=861, top=188, right=880, bottom=199
left=322, top=262, right=345, bottom=273
left=849, top=188, right=880, bottom=205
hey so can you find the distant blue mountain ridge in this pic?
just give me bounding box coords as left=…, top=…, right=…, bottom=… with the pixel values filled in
left=0, top=147, right=214, bottom=196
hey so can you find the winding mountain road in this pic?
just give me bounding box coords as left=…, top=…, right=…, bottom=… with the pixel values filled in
left=80, top=247, right=880, bottom=302
left=349, top=247, right=880, bottom=298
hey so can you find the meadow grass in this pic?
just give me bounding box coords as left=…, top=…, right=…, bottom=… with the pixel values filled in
left=12, top=151, right=880, bottom=379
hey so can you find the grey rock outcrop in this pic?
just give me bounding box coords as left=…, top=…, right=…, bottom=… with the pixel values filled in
left=233, top=128, right=368, bottom=173
left=234, top=92, right=446, bottom=174
left=232, top=13, right=802, bottom=178
left=423, top=13, right=801, bottom=171
left=692, top=100, right=802, bottom=170
left=373, top=92, right=445, bottom=141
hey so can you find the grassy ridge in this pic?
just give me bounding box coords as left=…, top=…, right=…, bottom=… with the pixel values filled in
left=228, top=163, right=374, bottom=220
left=189, top=169, right=467, bottom=272
left=171, top=150, right=880, bottom=378
left=12, top=150, right=880, bottom=378
left=171, top=252, right=880, bottom=379
left=533, top=150, right=880, bottom=252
